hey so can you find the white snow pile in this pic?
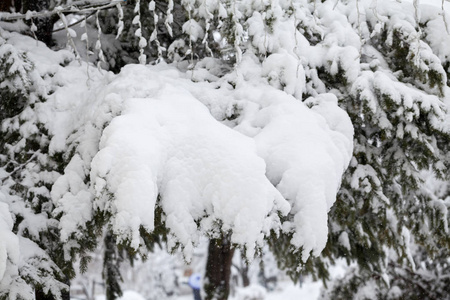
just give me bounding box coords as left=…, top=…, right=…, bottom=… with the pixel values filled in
left=235, top=284, right=267, bottom=300
left=84, top=57, right=353, bottom=261
left=90, top=65, right=290, bottom=259
left=1, top=16, right=353, bottom=270
left=96, top=290, right=146, bottom=300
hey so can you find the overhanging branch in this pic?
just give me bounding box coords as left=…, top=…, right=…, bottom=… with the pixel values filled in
left=0, top=0, right=124, bottom=22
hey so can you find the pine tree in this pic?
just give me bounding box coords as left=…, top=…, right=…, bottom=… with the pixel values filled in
left=284, top=0, right=450, bottom=297
left=0, top=32, right=71, bottom=300
left=312, top=0, right=450, bottom=289
left=320, top=245, right=450, bottom=300
left=0, top=28, right=102, bottom=300
left=1, top=1, right=450, bottom=300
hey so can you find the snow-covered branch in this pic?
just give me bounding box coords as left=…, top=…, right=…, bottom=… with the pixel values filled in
left=0, top=0, right=124, bottom=22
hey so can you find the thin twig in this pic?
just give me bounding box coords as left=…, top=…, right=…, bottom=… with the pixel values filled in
left=442, top=0, right=450, bottom=34
left=52, top=11, right=95, bottom=33
left=8, top=151, right=41, bottom=177
left=0, top=0, right=124, bottom=22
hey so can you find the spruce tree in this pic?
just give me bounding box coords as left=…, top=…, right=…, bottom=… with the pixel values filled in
left=1, top=1, right=450, bottom=300
left=0, top=32, right=71, bottom=300
left=312, top=0, right=450, bottom=291
left=0, top=29, right=100, bottom=300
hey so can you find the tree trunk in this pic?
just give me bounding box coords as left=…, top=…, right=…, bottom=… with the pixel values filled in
left=103, top=232, right=123, bottom=300
left=233, top=257, right=250, bottom=288
left=241, top=264, right=250, bottom=287
left=204, top=237, right=235, bottom=300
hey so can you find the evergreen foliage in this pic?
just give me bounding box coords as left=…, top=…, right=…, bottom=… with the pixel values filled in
left=309, top=1, right=450, bottom=294
left=0, top=29, right=100, bottom=300
left=0, top=34, right=70, bottom=299
left=320, top=245, right=450, bottom=300
left=1, top=0, right=450, bottom=299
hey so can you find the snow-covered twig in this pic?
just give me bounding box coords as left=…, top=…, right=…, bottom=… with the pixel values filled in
left=412, top=0, right=423, bottom=66
left=29, top=19, right=39, bottom=45
left=164, top=0, right=174, bottom=37
left=116, top=2, right=124, bottom=39
left=356, top=0, right=363, bottom=57
left=186, top=5, right=195, bottom=67
left=133, top=0, right=148, bottom=64
left=231, top=0, right=243, bottom=64
left=57, top=11, right=81, bottom=62
left=291, top=0, right=303, bottom=80
left=149, top=0, right=163, bottom=61
left=52, top=11, right=95, bottom=33
left=0, top=0, right=124, bottom=22
left=201, top=0, right=213, bottom=57
left=7, top=151, right=41, bottom=177
left=370, top=0, right=385, bottom=24
left=95, top=10, right=106, bottom=70
left=441, top=0, right=450, bottom=34
left=80, top=15, right=92, bottom=83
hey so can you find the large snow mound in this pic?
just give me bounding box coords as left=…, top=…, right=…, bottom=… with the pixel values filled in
left=1, top=27, right=353, bottom=266
left=86, top=61, right=353, bottom=261
left=90, top=67, right=290, bottom=259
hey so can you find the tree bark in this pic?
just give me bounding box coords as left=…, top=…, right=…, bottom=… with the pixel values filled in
left=103, top=232, right=123, bottom=300
left=204, top=237, right=235, bottom=300
left=241, top=264, right=250, bottom=287
left=233, top=258, right=250, bottom=288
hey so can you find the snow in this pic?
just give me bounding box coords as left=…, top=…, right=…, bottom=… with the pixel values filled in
left=93, top=90, right=286, bottom=256
left=253, top=94, right=353, bottom=258
left=0, top=202, right=18, bottom=281
left=34, top=53, right=351, bottom=262
left=0, top=196, right=65, bottom=299
left=97, top=280, right=322, bottom=300
left=0, top=16, right=355, bottom=285
left=264, top=281, right=322, bottom=300
left=262, top=52, right=305, bottom=98
left=182, top=19, right=205, bottom=42
left=1, top=0, right=450, bottom=298
left=96, top=290, right=146, bottom=300
left=88, top=65, right=289, bottom=260
left=235, top=284, right=267, bottom=300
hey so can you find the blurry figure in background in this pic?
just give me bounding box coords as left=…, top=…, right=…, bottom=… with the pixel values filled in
left=188, top=273, right=202, bottom=300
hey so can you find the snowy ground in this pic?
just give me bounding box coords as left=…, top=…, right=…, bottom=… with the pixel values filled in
left=173, top=279, right=322, bottom=300
left=117, top=278, right=322, bottom=300
left=102, top=275, right=326, bottom=300
left=94, top=276, right=323, bottom=300
left=262, top=280, right=322, bottom=300
left=89, top=256, right=349, bottom=300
